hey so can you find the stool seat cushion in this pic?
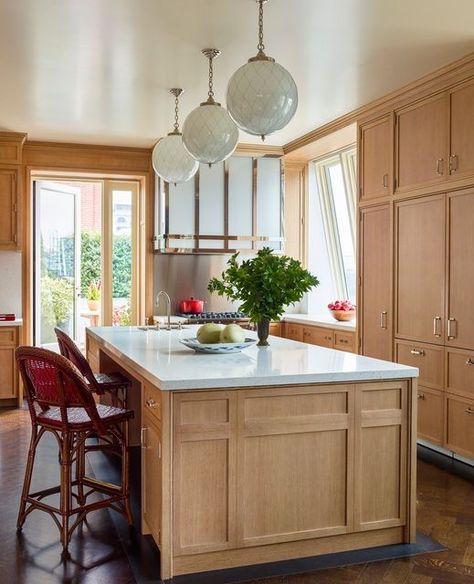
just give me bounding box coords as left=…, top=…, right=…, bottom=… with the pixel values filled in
left=37, top=404, right=133, bottom=430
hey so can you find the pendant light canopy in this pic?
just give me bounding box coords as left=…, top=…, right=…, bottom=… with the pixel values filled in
left=226, top=0, right=298, bottom=141
left=152, top=88, right=199, bottom=184
left=182, top=49, right=239, bottom=166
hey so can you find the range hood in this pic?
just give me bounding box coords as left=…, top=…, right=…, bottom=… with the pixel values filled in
left=154, top=155, right=284, bottom=254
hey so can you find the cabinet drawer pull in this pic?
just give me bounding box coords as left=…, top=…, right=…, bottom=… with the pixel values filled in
left=417, top=393, right=425, bottom=400
left=410, top=348, right=425, bottom=356
left=146, top=398, right=157, bottom=408
left=466, top=358, right=474, bottom=366
left=447, top=317, right=456, bottom=340
left=383, top=173, right=389, bottom=188
left=433, top=316, right=441, bottom=337
left=380, top=311, right=387, bottom=329
left=436, top=158, right=444, bottom=175
left=465, top=408, right=474, bottom=415
left=449, top=154, right=458, bottom=173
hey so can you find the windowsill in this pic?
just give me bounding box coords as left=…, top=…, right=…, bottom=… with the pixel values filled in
left=282, top=313, right=356, bottom=332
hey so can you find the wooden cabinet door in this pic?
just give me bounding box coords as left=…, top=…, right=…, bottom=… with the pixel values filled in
left=303, top=325, right=333, bottom=348
left=446, top=394, right=474, bottom=459
left=360, top=204, right=391, bottom=360
left=359, top=116, right=392, bottom=201
left=284, top=322, right=304, bottom=342
left=417, top=387, right=444, bottom=445
left=142, top=414, right=162, bottom=545
left=447, top=190, right=474, bottom=349
left=354, top=382, right=408, bottom=531
left=173, top=392, right=237, bottom=555
left=0, top=345, right=17, bottom=399
left=334, top=331, right=356, bottom=353
left=396, top=94, right=448, bottom=192
left=395, top=195, right=445, bottom=344
left=0, top=168, right=19, bottom=249
left=449, top=80, right=474, bottom=179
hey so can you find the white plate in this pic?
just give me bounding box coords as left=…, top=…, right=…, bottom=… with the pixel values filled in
left=179, top=337, right=256, bottom=354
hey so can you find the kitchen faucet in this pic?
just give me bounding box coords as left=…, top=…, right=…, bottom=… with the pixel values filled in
left=156, top=290, right=172, bottom=331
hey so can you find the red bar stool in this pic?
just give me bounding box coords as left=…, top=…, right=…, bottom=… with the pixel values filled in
left=16, top=346, right=134, bottom=557
left=55, top=327, right=130, bottom=409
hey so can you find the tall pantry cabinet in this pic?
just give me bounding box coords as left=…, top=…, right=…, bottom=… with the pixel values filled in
left=358, top=64, right=474, bottom=460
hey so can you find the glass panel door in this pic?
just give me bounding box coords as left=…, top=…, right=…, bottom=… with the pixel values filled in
left=34, top=181, right=80, bottom=347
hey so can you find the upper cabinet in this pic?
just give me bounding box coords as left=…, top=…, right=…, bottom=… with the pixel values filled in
left=395, top=93, right=448, bottom=193
left=449, top=79, right=474, bottom=180
left=359, top=115, right=393, bottom=202
left=395, top=79, right=474, bottom=194
left=155, top=155, right=283, bottom=254
left=0, top=132, right=25, bottom=250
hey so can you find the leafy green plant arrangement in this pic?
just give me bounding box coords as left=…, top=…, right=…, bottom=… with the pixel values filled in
left=208, top=248, right=319, bottom=345
left=87, top=281, right=101, bottom=301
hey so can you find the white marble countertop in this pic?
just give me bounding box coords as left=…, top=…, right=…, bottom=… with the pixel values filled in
left=0, top=318, right=23, bottom=327
left=282, top=313, right=356, bottom=332
left=88, top=325, right=417, bottom=391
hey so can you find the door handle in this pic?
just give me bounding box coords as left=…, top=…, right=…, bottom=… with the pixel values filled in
left=447, top=317, right=456, bottom=340
left=449, top=154, right=458, bottom=173
left=410, top=348, right=425, bottom=356
left=141, top=426, right=148, bottom=449
left=433, top=316, right=442, bottom=338
left=380, top=311, right=388, bottom=329
left=383, top=173, right=389, bottom=188
left=436, top=158, right=444, bottom=175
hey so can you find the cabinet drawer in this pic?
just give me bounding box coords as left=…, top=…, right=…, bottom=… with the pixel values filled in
left=395, top=340, right=444, bottom=390
left=334, top=331, right=355, bottom=352
left=143, top=382, right=161, bottom=425
left=417, top=386, right=444, bottom=445
left=269, top=322, right=282, bottom=337
left=303, top=326, right=333, bottom=348
left=446, top=349, right=474, bottom=399
left=446, top=394, right=474, bottom=459
left=0, top=327, right=17, bottom=345
left=284, top=322, right=304, bottom=342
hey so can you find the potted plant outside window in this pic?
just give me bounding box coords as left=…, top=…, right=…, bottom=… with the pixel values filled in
left=86, top=281, right=101, bottom=312
left=208, top=248, right=319, bottom=346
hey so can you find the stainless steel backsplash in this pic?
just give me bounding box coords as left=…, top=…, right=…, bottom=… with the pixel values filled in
left=153, top=254, right=306, bottom=316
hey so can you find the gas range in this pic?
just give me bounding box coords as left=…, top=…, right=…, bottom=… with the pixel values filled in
left=176, top=311, right=251, bottom=325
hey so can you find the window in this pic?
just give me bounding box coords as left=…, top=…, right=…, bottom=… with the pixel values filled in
left=312, top=146, right=357, bottom=302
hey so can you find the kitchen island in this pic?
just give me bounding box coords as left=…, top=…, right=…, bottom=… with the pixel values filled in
left=86, top=326, right=418, bottom=581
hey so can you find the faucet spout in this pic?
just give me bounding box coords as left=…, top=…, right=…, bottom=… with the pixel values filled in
left=156, top=290, right=172, bottom=330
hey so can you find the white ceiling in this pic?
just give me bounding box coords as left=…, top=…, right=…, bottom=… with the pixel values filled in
left=0, top=0, right=473, bottom=148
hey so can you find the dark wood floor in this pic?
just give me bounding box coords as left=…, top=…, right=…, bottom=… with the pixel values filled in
left=1, top=407, right=473, bottom=584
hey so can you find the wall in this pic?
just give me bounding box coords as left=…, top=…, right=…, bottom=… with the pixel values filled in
left=0, top=251, right=22, bottom=315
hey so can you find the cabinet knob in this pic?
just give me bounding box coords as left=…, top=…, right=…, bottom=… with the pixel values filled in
left=417, top=393, right=425, bottom=400
left=466, top=358, right=474, bottom=366
left=146, top=398, right=157, bottom=409
left=465, top=408, right=474, bottom=415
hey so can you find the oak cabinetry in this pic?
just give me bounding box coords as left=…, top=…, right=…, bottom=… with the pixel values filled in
left=395, top=195, right=446, bottom=344
left=303, top=326, right=333, bottom=348
left=0, top=327, right=19, bottom=402
left=449, top=80, right=474, bottom=180
left=446, top=394, right=474, bottom=459
left=141, top=387, right=162, bottom=546
left=269, top=322, right=282, bottom=337
left=359, top=204, right=392, bottom=360
left=395, top=93, right=448, bottom=192
left=0, top=168, right=20, bottom=249
left=359, top=115, right=392, bottom=201
left=284, top=322, right=304, bottom=342
left=334, top=331, right=356, bottom=353
left=446, top=348, right=474, bottom=400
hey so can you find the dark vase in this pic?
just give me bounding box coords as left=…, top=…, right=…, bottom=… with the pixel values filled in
left=257, top=318, right=270, bottom=346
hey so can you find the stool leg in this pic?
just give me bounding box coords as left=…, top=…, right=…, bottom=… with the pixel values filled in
left=59, top=432, right=73, bottom=555
left=122, top=422, right=132, bottom=525
left=76, top=432, right=86, bottom=505
left=17, top=425, right=39, bottom=531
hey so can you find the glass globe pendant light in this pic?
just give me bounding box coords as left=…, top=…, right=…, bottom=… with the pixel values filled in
left=152, top=88, right=199, bottom=184
left=182, top=49, right=239, bottom=166
left=226, top=0, right=298, bottom=141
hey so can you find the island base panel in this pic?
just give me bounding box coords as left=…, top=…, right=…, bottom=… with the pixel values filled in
left=172, top=527, right=404, bottom=575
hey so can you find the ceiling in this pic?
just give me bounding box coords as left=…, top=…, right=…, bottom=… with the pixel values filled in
left=0, top=0, right=473, bottom=148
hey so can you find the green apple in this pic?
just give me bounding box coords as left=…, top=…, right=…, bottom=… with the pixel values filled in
left=219, top=323, right=246, bottom=343
left=196, top=323, right=224, bottom=344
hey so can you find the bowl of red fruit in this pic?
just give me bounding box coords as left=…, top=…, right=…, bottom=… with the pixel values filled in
left=328, top=300, right=356, bottom=321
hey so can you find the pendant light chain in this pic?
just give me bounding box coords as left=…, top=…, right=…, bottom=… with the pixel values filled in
left=257, top=0, right=265, bottom=53
left=174, top=93, right=180, bottom=132
left=208, top=54, right=215, bottom=100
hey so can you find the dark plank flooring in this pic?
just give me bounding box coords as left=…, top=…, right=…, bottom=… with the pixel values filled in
left=0, top=407, right=473, bottom=583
